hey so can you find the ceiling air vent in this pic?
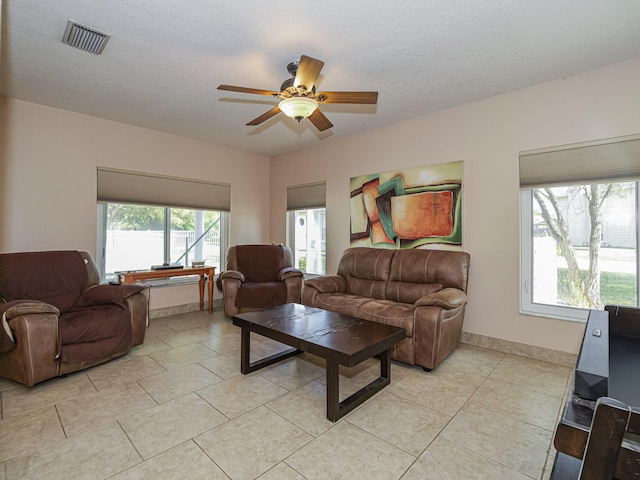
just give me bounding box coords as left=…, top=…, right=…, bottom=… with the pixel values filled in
left=62, top=20, right=110, bottom=55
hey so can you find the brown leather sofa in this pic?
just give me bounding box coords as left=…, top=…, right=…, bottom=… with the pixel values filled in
left=302, top=247, right=470, bottom=371
left=219, top=244, right=304, bottom=317
left=0, top=250, right=148, bottom=386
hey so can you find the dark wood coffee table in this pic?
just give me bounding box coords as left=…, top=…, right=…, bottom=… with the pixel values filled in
left=232, top=303, right=406, bottom=421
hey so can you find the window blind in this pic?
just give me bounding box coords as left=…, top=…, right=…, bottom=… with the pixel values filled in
left=97, top=168, right=231, bottom=211
left=287, top=182, right=326, bottom=210
left=519, top=134, right=640, bottom=188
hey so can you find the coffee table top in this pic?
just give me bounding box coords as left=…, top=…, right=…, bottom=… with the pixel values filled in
left=232, top=303, right=406, bottom=367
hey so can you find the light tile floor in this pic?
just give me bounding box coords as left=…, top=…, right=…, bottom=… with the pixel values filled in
left=0, top=310, right=572, bottom=480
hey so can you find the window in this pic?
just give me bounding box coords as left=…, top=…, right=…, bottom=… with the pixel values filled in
left=287, top=182, right=326, bottom=275
left=288, top=208, right=326, bottom=274
left=520, top=135, right=640, bottom=321
left=96, top=168, right=230, bottom=281
left=97, top=204, right=228, bottom=281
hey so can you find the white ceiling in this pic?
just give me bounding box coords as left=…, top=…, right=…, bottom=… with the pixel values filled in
left=2, top=1, right=640, bottom=157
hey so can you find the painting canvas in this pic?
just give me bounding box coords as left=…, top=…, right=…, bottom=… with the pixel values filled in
left=350, top=161, right=462, bottom=248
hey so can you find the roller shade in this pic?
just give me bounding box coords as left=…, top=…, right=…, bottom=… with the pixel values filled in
left=287, top=182, right=326, bottom=210
left=520, top=134, right=640, bottom=189
left=97, top=168, right=231, bottom=211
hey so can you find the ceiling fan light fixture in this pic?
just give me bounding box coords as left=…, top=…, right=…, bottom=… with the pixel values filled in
left=278, top=97, right=318, bottom=122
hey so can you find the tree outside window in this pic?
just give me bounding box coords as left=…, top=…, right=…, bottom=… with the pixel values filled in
left=528, top=182, right=637, bottom=312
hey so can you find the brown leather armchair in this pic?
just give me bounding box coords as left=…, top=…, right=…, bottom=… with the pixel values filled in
left=219, top=244, right=303, bottom=317
left=0, top=250, right=148, bottom=386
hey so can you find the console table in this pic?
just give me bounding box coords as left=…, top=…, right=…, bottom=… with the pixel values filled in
left=117, top=266, right=216, bottom=313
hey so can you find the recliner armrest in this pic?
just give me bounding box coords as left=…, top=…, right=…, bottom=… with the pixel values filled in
left=3, top=301, right=60, bottom=319
left=1, top=301, right=60, bottom=354
left=304, top=275, right=347, bottom=294
left=75, top=284, right=146, bottom=309
left=415, top=288, right=467, bottom=309
left=220, top=270, right=245, bottom=283
left=277, top=267, right=303, bottom=281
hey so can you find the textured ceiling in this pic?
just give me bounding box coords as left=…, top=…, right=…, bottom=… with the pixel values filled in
left=2, top=1, right=640, bottom=157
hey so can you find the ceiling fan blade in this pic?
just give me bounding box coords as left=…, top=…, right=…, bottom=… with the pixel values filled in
left=315, top=91, right=378, bottom=104
left=294, top=55, right=324, bottom=91
left=218, top=85, right=279, bottom=97
left=246, top=106, right=281, bottom=126
left=307, top=109, right=333, bottom=132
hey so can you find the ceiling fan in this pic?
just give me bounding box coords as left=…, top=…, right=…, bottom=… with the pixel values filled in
left=218, top=55, right=378, bottom=132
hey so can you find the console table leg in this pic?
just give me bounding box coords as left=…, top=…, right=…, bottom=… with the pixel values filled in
left=207, top=273, right=214, bottom=313
left=198, top=274, right=205, bottom=311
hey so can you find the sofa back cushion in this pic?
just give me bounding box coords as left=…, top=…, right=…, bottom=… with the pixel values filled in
left=386, top=249, right=470, bottom=304
left=337, top=248, right=395, bottom=299
left=0, top=251, right=89, bottom=312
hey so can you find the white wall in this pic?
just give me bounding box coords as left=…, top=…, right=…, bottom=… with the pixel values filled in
left=0, top=97, right=271, bottom=309
left=269, top=57, right=640, bottom=355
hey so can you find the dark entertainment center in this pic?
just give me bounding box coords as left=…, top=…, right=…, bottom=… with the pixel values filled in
left=551, top=305, right=640, bottom=478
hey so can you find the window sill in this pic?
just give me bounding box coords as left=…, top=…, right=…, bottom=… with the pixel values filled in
left=519, top=304, right=589, bottom=323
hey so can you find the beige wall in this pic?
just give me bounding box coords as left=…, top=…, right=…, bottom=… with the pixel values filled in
left=269, top=57, right=640, bottom=355
left=0, top=97, right=270, bottom=309
left=2, top=57, right=638, bottom=348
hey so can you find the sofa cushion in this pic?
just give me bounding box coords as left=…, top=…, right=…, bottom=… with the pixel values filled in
left=386, top=282, right=442, bottom=305
left=357, top=300, right=415, bottom=337
left=0, top=251, right=88, bottom=313
left=337, top=248, right=395, bottom=299
left=309, top=293, right=371, bottom=318
left=388, top=249, right=470, bottom=299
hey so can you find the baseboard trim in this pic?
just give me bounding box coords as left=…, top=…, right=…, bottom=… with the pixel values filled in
left=150, top=298, right=223, bottom=319
left=460, top=331, right=577, bottom=367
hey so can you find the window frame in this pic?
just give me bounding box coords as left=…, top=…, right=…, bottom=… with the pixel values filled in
left=520, top=183, right=639, bottom=322
left=96, top=202, right=228, bottom=283
left=287, top=208, right=327, bottom=276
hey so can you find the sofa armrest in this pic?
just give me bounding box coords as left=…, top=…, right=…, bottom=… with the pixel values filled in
left=415, top=288, right=467, bottom=310
left=304, top=275, right=347, bottom=294
left=277, top=267, right=304, bottom=281
left=220, top=270, right=245, bottom=283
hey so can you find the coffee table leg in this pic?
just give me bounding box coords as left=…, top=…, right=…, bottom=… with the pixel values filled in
left=380, top=348, right=390, bottom=380
left=238, top=327, right=302, bottom=374
left=326, top=348, right=392, bottom=422
left=240, top=328, right=251, bottom=374
left=326, top=360, right=340, bottom=421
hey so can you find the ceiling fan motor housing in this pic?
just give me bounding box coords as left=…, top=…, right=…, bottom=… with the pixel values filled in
left=280, top=77, right=315, bottom=98
left=286, top=61, right=299, bottom=77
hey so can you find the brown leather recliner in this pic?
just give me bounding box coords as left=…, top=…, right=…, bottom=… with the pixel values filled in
left=303, top=247, right=470, bottom=371
left=219, top=244, right=304, bottom=317
left=0, top=250, right=149, bottom=386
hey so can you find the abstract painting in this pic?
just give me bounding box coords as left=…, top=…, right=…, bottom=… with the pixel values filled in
left=350, top=161, right=462, bottom=248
